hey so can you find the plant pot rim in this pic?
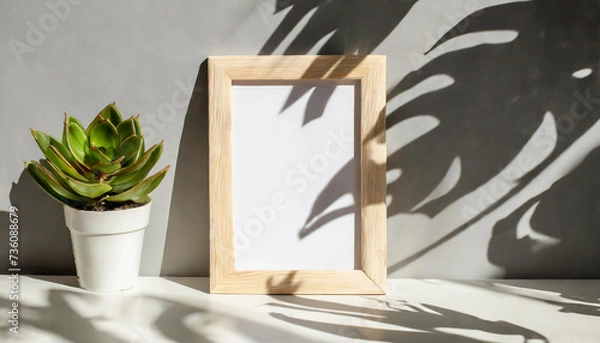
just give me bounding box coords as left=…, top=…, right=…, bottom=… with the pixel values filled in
left=64, top=200, right=152, bottom=235
left=63, top=199, right=152, bottom=214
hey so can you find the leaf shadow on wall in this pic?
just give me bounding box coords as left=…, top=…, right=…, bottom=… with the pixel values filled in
left=260, top=0, right=417, bottom=125
left=385, top=0, right=599, bottom=273
left=161, top=61, right=209, bottom=276
left=257, top=0, right=416, bottom=245
left=292, top=0, right=600, bottom=276
left=488, top=146, right=600, bottom=279
left=0, top=170, right=75, bottom=275
left=385, top=0, right=599, bottom=217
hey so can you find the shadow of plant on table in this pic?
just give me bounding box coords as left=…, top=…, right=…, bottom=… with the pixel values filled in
left=449, top=280, right=600, bottom=318
left=265, top=295, right=548, bottom=342
left=0, top=286, right=323, bottom=343
left=262, top=271, right=547, bottom=341
left=490, top=281, right=600, bottom=317
left=0, top=289, right=129, bottom=343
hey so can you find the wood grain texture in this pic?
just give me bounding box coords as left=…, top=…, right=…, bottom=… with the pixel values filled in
left=211, top=270, right=383, bottom=294
left=362, top=56, right=387, bottom=291
left=208, top=59, right=234, bottom=292
left=208, top=55, right=386, bottom=294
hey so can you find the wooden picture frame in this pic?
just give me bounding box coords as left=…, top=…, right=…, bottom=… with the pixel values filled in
left=208, top=55, right=386, bottom=294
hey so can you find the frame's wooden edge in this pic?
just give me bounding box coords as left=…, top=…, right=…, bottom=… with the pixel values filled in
left=360, top=55, right=387, bottom=291
left=208, top=55, right=386, bottom=80
left=209, top=55, right=387, bottom=294
left=208, top=58, right=235, bottom=292
left=211, top=270, right=385, bottom=295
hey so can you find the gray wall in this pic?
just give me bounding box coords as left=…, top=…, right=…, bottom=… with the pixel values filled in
left=1, top=0, right=598, bottom=278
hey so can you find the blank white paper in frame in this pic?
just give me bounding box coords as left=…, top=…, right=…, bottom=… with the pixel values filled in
left=231, top=80, right=361, bottom=271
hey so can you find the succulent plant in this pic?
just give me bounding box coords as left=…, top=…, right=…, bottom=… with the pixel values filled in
left=25, top=102, right=169, bottom=210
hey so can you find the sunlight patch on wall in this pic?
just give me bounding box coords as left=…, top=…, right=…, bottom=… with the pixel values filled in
left=571, top=68, right=593, bottom=79
left=387, top=115, right=440, bottom=155
left=412, top=157, right=462, bottom=212
left=388, top=74, right=455, bottom=110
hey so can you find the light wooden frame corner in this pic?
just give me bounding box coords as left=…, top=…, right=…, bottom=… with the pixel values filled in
left=208, top=55, right=386, bottom=294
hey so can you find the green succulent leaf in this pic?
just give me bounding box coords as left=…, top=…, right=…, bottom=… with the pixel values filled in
left=31, top=130, right=91, bottom=182
left=66, top=121, right=89, bottom=165
left=114, top=141, right=162, bottom=176
left=64, top=177, right=113, bottom=198
left=108, top=142, right=163, bottom=192
left=133, top=116, right=145, bottom=158
left=32, top=129, right=75, bottom=164
left=85, top=113, right=105, bottom=136
left=98, top=102, right=123, bottom=127
left=26, top=161, right=91, bottom=206
left=117, top=134, right=142, bottom=166
left=39, top=158, right=80, bottom=191
left=62, top=114, right=85, bottom=146
left=88, top=119, right=120, bottom=159
left=28, top=103, right=166, bottom=209
left=133, top=115, right=142, bottom=134
left=86, top=145, right=112, bottom=164
left=47, top=146, right=93, bottom=182
left=132, top=195, right=151, bottom=205
left=39, top=159, right=72, bottom=192
left=104, top=166, right=169, bottom=202
left=116, top=116, right=137, bottom=142
left=89, top=157, right=123, bottom=175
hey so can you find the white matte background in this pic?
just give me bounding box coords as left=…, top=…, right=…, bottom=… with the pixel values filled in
left=231, top=84, right=357, bottom=270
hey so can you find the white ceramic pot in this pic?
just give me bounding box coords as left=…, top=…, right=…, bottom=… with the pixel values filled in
left=63, top=202, right=151, bottom=292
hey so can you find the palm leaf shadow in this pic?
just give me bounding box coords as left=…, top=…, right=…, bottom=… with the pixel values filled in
left=261, top=0, right=417, bottom=125
left=297, top=0, right=600, bottom=275
left=488, top=146, right=600, bottom=279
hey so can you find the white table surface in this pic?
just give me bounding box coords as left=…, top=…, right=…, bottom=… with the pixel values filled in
left=0, top=276, right=598, bottom=342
